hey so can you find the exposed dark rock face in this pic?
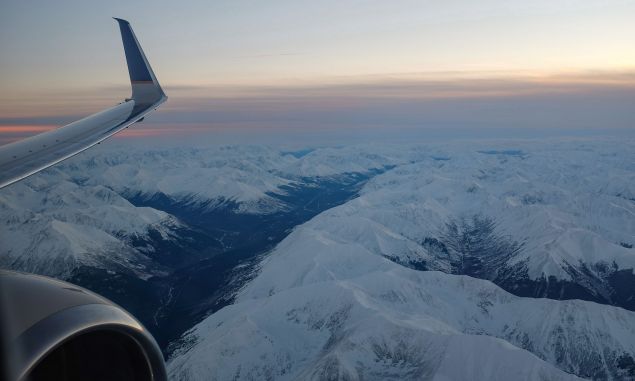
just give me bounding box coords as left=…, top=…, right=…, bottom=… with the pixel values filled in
left=385, top=214, right=635, bottom=313
left=436, top=215, right=524, bottom=279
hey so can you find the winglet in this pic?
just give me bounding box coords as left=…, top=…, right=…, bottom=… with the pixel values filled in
left=114, top=18, right=166, bottom=104
left=0, top=19, right=168, bottom=190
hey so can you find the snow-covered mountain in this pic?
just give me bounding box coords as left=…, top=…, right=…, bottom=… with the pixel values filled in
left=49, top=144, right=404, bottom=214
left=167, top=138, right=635, bottom=380
left=167, top=215, right=635, bottom=380
left=0, top=143, right=397, bottom=347
left=0, top=174, right=181, bottom=278
left=0, top=144, right=399, bottom=278
left=339, top=139, right=635, bottom=311
left=2, top=138, right=634, bottom=379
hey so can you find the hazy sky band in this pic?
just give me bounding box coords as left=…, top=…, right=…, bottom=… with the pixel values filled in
left=1, top=70, right=633, bottom=145
left=1, top=1, right=633, bottom=143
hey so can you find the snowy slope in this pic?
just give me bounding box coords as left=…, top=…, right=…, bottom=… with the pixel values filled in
left=2, top=138, right=632, bottom=290
left=168, top=138, right=635, bottom=380
left=0, top=174, right=179, bottom=278
left=45, top=144, right=412, bottom=214
left=2, top=138, right=634, bottom=379
left=52, top=145, right=296, bottom=214
left=169, top=275, right=587, bottom=380
left=271, top=139, right=635, bottom=308
left=280, top=144, right=405, bottom=178
left=352, top=139, right=635, bottom=280
left=168, top=223, right=635, bottom=380
left=0, top=144, right=401, bottom=278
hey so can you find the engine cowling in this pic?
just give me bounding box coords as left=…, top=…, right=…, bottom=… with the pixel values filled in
left=0, top=270, right=167, bottom=381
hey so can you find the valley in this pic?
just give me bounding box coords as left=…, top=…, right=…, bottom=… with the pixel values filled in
left=2, top=139, right=634, bottom=380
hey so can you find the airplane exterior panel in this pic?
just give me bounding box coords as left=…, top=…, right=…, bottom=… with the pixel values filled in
left=0, top=98, right=166, bottom=189
left=0, top=18, right=166, bottom=189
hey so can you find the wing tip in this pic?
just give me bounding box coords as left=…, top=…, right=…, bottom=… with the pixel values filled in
left=113, top=17, right=166, bottom=103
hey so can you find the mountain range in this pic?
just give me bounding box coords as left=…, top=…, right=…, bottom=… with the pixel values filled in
left=1, top=138, right=634, bottom=380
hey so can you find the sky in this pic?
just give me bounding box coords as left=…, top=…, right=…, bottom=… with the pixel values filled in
left=0, top=0, right=634, bottom=144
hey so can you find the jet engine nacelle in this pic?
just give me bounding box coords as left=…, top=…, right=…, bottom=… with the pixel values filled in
left=0, top=270, right=167, bottom=381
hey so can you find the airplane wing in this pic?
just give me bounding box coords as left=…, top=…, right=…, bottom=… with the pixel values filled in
left=0, top=18, right=167, bottom=189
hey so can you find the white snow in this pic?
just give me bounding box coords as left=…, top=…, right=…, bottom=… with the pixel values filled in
left=167, top=137, right=635, bottom=380
left=0, top=177, right=177, bottom=278
left=2, top=137, right=634, bottom=379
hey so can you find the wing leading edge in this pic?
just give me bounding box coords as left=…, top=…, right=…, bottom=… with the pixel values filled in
left=0, top=18, right=167, bottom=189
